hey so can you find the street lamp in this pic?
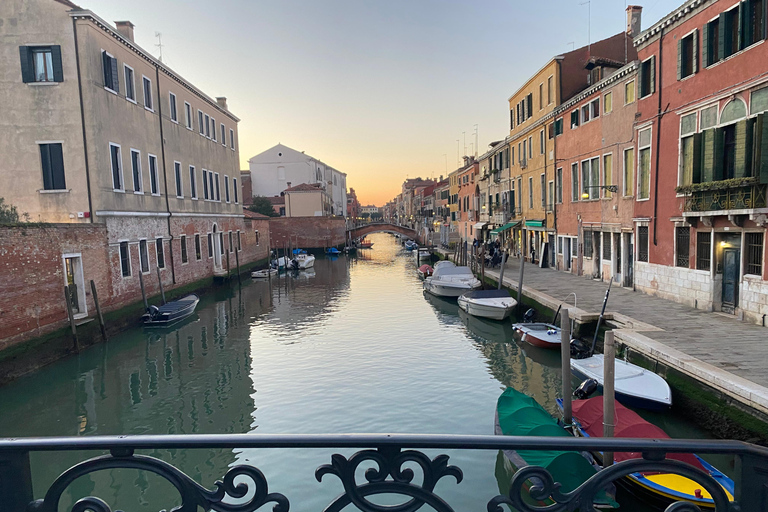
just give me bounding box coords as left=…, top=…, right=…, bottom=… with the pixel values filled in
left=581, top=185, right=618, bottom=199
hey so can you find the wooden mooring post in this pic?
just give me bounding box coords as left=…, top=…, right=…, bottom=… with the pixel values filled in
left=234, top=247, right=241, bottom=283
left=64, top=285, right=79, bottom=352
left=603, top=330, right=616, bottom=468
left=560, top=308, right=572, bottom=427
left=516, top=253, right=525, bottom=311
left=138, top=270, right=148, bottom=310
left=156, top=266, right=166, bottom=304
left=90, top=280, right=108, bottom=341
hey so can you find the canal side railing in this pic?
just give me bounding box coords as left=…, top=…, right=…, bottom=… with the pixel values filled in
left=2, top=434, right=767, bottom=512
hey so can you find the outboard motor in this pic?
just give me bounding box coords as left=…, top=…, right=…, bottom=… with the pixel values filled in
left=569, top=337, right=591, bottom=359
left=142, top=305, right=160, bottom=322
left=291, top=258, right=300, bottom=270
left=523, top=308, right=536, bottom=323
left=573, top=378, right=599, bottom=399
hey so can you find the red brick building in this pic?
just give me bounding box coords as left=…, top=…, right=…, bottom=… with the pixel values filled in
left=633, top=0, right=768, bottom=323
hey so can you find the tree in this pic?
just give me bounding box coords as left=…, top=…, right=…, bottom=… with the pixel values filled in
left=249, top=196, right=280, bottom=217
left=361, top=212, right=370, bottom=221
left=0, top=197, right=29, bottom=224
left=370, top=212, right=382, bottom=221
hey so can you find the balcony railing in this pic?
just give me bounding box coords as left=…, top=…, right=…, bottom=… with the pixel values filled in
left=3, top=433, right=768, bottom=512
left=683, top=183, right=767, bottom=212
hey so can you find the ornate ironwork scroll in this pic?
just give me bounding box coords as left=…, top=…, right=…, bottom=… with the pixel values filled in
left=27, top=449, right=289, bottom=512
left=685, top=184, right=767, bottom=212
left=315, top=446, right=463, bottom=512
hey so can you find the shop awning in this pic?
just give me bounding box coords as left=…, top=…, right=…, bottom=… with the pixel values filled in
left=525, top=220, right=545, bottom=228
left=490, top=221, right=520, bottom=236
left=473, top=222, right=487, bottom=230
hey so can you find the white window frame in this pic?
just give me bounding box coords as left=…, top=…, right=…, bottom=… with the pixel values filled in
left=678, top=112, right=699, bottom=188
left=225, top=174, right=230, bottom=203
left=174, top=160, right=183, bottom=199
left=233, top=177, right=238, bottom=204
left=555, top=167, right=563, bottom=204
left=230, top=129, right=235, bottom=150
left=215, top=172, right=221, bottom=201
left=185, top=102, right=193, bottom=130
left=637, top=127, right=652, bottom=201
left=624, top=79, right=636, bottom=105
left=198, top=110, right=204, bottom=135
left=142, top=75, right=153, bottom=112
left=123, top=64, right=136, bottom=103
left=202, top=169, right=209, bottom=200
left=602, top=151, right=614, bottom=198
left=155, top=237, right=165, bottom=269
left=130, top=148, right=143, bottom=194
left=109, top=142, right=124, bottom=192
left=194, top=233, right=202, bottom=261
left=118, top=239, right=132, bottom=278
left=623, top=147, right=635, bottom=197
left=169, top=91, right=178, bottom=123
left=189, top=165, right=197, bottom=200
left=604, top=91, right=612, bottom=114
left=221, top=123, right=226, bottom=146
left=148, top=153, right=160, bottom=196
left=211, top=117, right=217, bottom=141
left=102, top=50, right=118, bottom=95
left=539, top=129, right=545, bottom=155
left=180, top=234, right=189, bottom=265
left=204, top=114, right=210, bottom=138
left=138, top=238, right=150, bottom=274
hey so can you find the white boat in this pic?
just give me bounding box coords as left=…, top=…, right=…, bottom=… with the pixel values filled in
left=251, top=268, right=278, bottom=279
left=293, top=253, right=315, bottom=269
left=422, top=261, right=481, bottom=298
left=415, top=248, right=431, bottom=261
left=271, top=253, right=315, bottom=270
left=457, top=289, right=517, bottom=320
left=512, top=323, right=562, bottom=349
left=570, top=354, right=672, bottom=411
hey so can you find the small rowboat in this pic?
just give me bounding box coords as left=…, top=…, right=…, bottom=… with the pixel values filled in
left=417, top=264, right=433, bottom=279
left=251, top=268, right=278, bottom=279
left=141, top=294, right=199, bottom=328
left=512, top=323, right=561, bottom=349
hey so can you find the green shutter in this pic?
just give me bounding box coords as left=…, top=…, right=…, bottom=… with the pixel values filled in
left=719, top=12, right=727, bottom=59
left=638, top=62, right=645, bottom=96
left=734, top=119, right=751, bottom=178
left=713, top=127, right=725, bottom=181
left=19, top=46, right=34, bottom=83
left=51, top=45, right=63, bottom=82
left=740, top=1, right=749, bottom=49
left=702, top=129, right=716, bottom=182
left=650, top=57, right=656, bottom=94
left=692, top=132, right=703, bottom=183
left=677, top=38, right=683, bottom=81
left=702, top=23, right=709, bottom=67
left=692, top=29, right=699, bottom=74
left=755, top=114, right=768, bottom=183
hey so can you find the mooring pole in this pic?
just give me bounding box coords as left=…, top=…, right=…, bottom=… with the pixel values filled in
left=516, top=254, right=525, bottom=311
left=497, top=250, right=507, bottom=290
left=235, top=246, right=241, bottom=283
left=90, top=280, right=108, bottom=341
left=64, top=285, right=79, bottom=352
left=561, top=308, right=572, bottom=427
left=226, top=243, right=231, bottom=280
left=0, top=450, right=33, bottom=511
left=138, top=270, right=148, bottom=310
left=480, top=247, right=486, bottom=289
left=156, top=266, right=166, bottom=304
left=603, top=330, right=616, bottom=468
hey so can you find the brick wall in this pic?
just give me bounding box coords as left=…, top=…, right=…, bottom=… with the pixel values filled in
left=269, top=216, right=346, bottom=249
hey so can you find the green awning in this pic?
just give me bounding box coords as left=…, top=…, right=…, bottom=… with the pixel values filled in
left=525, top=220, right=544, bottom=227
left=489, top=221, right=520, bottom=236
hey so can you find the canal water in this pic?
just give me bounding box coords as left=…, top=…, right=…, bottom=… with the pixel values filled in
left=0, top=233, right=727, bottom=511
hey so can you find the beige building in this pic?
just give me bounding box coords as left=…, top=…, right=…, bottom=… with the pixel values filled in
left=1, top=0, right=256, bottom=307
left=284, top=183, right=332, bottom=217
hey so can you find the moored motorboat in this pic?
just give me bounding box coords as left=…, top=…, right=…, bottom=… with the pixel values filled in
left=559, top=396, right=735, bottom=510
left=512, top=323, right=562, bottom=349
left=251, top=268, right=278, bottom=279
left=417, top=264, right=433, bottom=279
left=291, top=249, right=316, bottom=269
left=415, top=248, right=431, bottom=261
left=326, top=247, right=341, bottom=255
left=141, top=294, right=199, bottom=328
left=404, top=240, right=417, bottom=251
left=422, top=261, right=481, bottom=297
left=457, top=289, right=517, bottom=320
left=358, top=238, right=374, bottom=249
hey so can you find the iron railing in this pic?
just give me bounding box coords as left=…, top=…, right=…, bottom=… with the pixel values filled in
left=2, top=433, right=767, bottom=512
left=684, top=184, right=767, bottom=212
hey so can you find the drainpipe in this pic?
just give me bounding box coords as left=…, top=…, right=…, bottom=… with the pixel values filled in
left=156, top=65, right=176, bottom=284
left=72, top=18, right=94, bottom=222
left=652, top=26, right=666, bottom=246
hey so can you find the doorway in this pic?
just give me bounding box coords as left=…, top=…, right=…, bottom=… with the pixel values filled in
left=625, top=232, right=634, bottom=287
left=613, top=233, right=622, bottom=283
left=564, top=238, right=571, bottom=271
left=62, top=254, right=86, bottom=316
left=212, top=224, right=222, bottom=269
left=722, top=248, right=740, bottom=314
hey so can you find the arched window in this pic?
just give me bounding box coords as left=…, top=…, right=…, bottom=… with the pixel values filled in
left=720, top=98, right=747, bottom=125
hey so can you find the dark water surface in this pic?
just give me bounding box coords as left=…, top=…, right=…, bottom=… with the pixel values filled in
left=0, top=233, right=723, bottom=510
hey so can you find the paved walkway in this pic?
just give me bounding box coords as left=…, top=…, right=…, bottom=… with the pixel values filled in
left=437, top=248, right=768, bottom=416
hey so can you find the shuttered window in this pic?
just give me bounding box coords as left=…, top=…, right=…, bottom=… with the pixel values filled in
left=195, top=234, right=202, bottom=260
left=677, top=30, right=698, bottom=80
left=225, top=175, right=231, bottom=203
left=571, top=163, right=579, bottom=202
left=638, top=128, right=652, bottom=199
left=20, top=46, right=63, bottom=83
left=189, top=166, right=197, bottom=199
left=148, top=154, right=159, bottom=195
left=142, top=76, right=153, bottom=110
left=110, top=143, right=123, bottom=191
left=181, top=235, right=188, bottom=264
left=676, top=227, right=690, bottom=267
left=202, top=169, right=209, bottom=200
left=169, top=92, right=178, bottom=122
left=705, top=18, right=720, bottom=66
left=130, top=149, right=142, bottom=193
left=174, top=162, right=183, bottom=198
left=221, top=124, right=226, bottom=145
left=697, top=231, right=711, bottom=271
left=101, top=51, right=119, bottom=92
left=124, top=65, right=135, bottom=101
left=39, top=143, right=66, bottom=190
left=156, top=238, right=165, bottom=269
left=139, top=240, right=149, bottom=273
left=639, top=57, right=655, bottom=98
left=119, top=242, right=131, bottom=277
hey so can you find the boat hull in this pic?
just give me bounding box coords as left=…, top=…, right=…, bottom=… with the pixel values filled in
left=251, top=269, right=278, bottom=279
left=512, top=323, right=561, bottom=349
left=423, top=279, right=481, bottom=297
left=457, top=295, right=516, bottom=320
left=142, top=294, right=199, bottom=328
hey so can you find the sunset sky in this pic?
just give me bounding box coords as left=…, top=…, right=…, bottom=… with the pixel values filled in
left=84, top=0, right=684, bottom=206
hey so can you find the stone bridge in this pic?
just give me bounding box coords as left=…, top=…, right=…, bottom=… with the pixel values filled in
left=347, top=223, right=419, bottom=242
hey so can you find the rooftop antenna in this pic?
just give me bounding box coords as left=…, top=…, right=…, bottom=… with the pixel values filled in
left=580, top=1, right=591, bottom=54
left=567, top=41, right=575, bottom=50
left=473, top=124, right=479, bottom=158
left=155, top=32, right=163, bottom=62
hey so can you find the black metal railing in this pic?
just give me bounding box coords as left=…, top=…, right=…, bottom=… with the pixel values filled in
left=3, top=433, right=768, bottom=512
left=684, top=184, right=767, bottom=212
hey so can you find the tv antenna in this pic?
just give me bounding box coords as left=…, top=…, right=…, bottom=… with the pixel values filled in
left=579, top=1, right=591, bottom=53
left=155, top=32, right=164, bottom=62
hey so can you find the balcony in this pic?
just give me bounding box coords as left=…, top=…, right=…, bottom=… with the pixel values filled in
left=682, top=180, right=767, bottom=213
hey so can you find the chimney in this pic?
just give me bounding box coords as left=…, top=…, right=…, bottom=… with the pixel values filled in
left=216, top=97, right=228, bottom=110
left=287, top=182, right=292, bottom=189
left=626, top=6, right=642, bottom=38
left=115, top=21, right=135, bottom=43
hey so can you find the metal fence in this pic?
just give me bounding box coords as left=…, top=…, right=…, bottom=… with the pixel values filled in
left=2, top=433, right=767, bottom=512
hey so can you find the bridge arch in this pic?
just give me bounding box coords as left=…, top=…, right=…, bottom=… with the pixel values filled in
left=347, top=223, right=419, bottom=242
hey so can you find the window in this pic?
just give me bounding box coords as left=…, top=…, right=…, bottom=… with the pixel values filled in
left=237, top=231, right=242, bottom=251
left=705, top=18, right=721, bottom=67
left=680, top=113, right=698, bottom=186
left=678, top=30, right=698, bottom=80
left=130, top=149, right=142, bottom=193
left=156, top=238, right=165, bottom=269
left=225, top=175, right=230, bottom=203
left=572, top=238, right=578, bottom=258
left=230, top=129, right=235, bottom=150
left=181, top=235, right=188, bottom=263
left=119, top=241, right=131, bottom=277
left=209, top=171, right=215, bottom=201
left=255, top=230, right=260, bottom=246
left=548, top=181, right=554, bottom=210
left=556, top=168, right=563, bottom=203
left=584, top=230, right=594, bottom=258
left=169, top=92, right=178, bottom=122
left=723, top=6, right=741, bottom=59
left=571, top=109, right=580, bottom=129
left=540, top=173, right=546, bottom=208
left=581, top=104, right=590, bottom=124
left=539, top=83, right=544, bottom=109
left=195, top=234, right=202, bottom=260
left=623, top=147, right=635, bottom=196
left=603, top=153, right=613, bottom=198
left=547, top=76, right=553, bottom=104
left=221, top=124, right=226, bottom=145
left=604, top=92, right=613, bottom=113
left=639, top=57, right=655, bottom=98
left=204, top=114, right=210, bottom=138
left=228, top=232, right=234, bottom=253
left=124, top=65, right=135, bottom=102
left=743, top=0, right=765, bottom=49
left=198, top=110, right=204, bottom=135
left=571, top=163, right=579, bottom=201
left=638, top=128, right=652, bottom=199
left=139, top=239, right=149, bottom=273
left=637, top=226, right=649, bottom=262
left=142, top=76, right=153, bottom=110
left=558, top=237, right=563, bottom=254
left=185, top=102, right=192, bottom=129
left=215, top=172, right=221, bottom=201
left=554, top=118, right=563, bottom=136
left=101, top=51, right=119, bottom=92
left=39, top=143, right=65, bottom=190
left=207, top=233, right=213, bottom=257
left=174, top=161, right=183, bottom=198
left=528, top=136, right=532, bottom=159
left=697, top=231, right=711, bottom=271
left=233, top=177, right=239, bottom=204
left=528, top=176, right=533, bottom=208
left=202, top=169, right=209, bottom=199
left=148, top=154, right=159, bottom=195
left=625, top=80, right=636, bottom=104
left=110, top=143, right=123, bottom=191
left=581, top=157, right=599, bottom=200
left=189, top=166, right=197, bottom=199
left=540, top=129, right=545, bottom=154
left=746, top=232, right=764, bottom=275
left=676, top=226, right=690, bottom=267
left=603, top=232, right=612, bottom=260
left=19, top=46, right=63, bottom=83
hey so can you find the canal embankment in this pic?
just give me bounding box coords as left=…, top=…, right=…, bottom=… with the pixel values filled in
left=434, top=247, right=768, bottom=441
